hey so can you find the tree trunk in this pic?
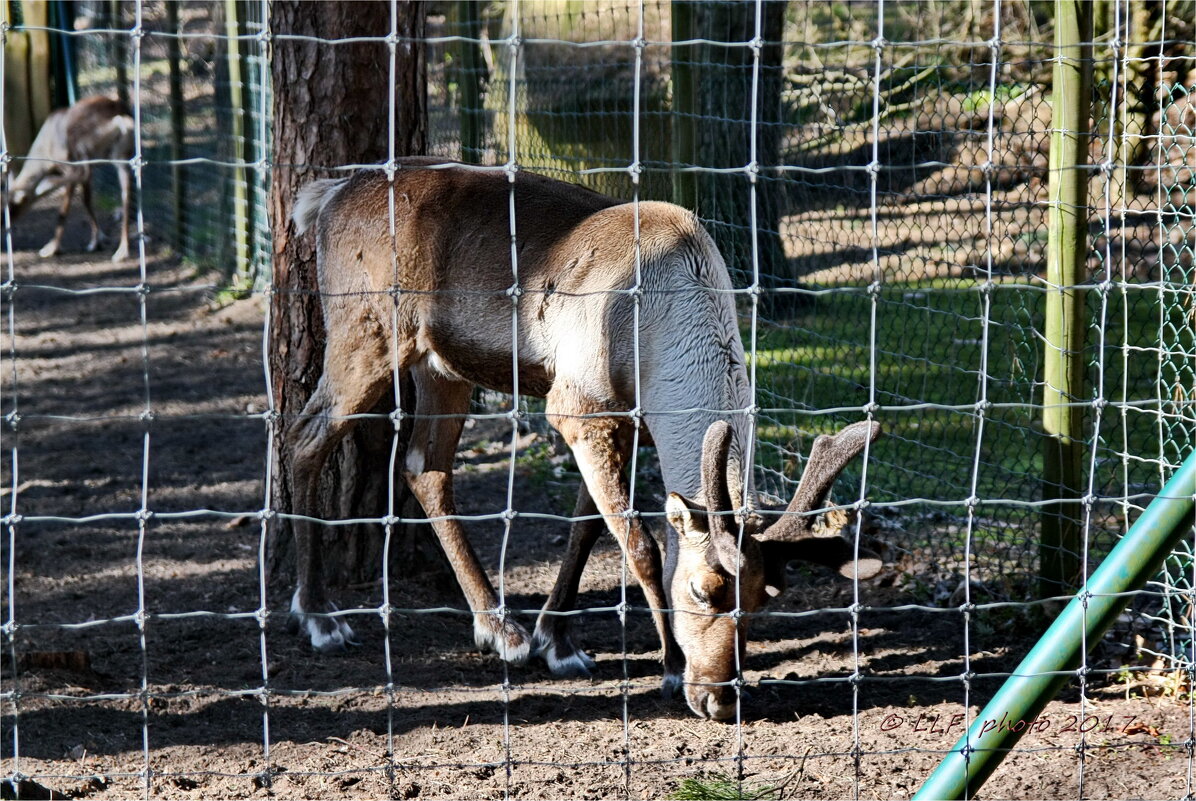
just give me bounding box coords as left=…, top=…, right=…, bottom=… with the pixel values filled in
left=268, top=1, right=443, bottom=589
left=694, top=0, right=795, bottom=317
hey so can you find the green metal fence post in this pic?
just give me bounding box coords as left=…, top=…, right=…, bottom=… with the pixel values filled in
left=455, top=0, right=484, bottom=164
left=1041, top=0, right=1093, bottom=596
left=224, top=0, right=250, bottom=283
left=915, top=451, right=1196, bottom=800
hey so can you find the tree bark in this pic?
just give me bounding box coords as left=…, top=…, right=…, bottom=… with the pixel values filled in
left=268, top=1, right=441, bottom=588
left=694, top=0, right=795, bottom=316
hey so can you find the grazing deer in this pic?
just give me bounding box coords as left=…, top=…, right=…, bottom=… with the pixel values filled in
left=288, top=157, right=882, bottom=719
left=4, top=96, right=133, bottom=261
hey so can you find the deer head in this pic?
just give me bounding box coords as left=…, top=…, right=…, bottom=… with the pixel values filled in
left=664, top=419, right=883, bottom=719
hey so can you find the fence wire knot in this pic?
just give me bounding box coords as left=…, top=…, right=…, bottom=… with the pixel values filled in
left=2, top=514, right=22, bottom=527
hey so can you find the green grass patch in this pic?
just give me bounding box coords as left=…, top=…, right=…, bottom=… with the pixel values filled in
left=670, top=774, right=777, bottom=801
left=748, top=277, right=1186, bottom=565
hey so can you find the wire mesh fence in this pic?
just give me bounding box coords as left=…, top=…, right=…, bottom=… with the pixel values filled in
left=2, top=0, right=1195, bottom=798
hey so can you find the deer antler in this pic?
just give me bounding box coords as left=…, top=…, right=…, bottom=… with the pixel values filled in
left=700, top=420, right=756, bottom=575
left=756, top=420, right=883, bottom=580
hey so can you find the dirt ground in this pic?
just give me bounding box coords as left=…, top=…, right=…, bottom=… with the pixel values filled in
left=2, top=211, right=1193, bottom=801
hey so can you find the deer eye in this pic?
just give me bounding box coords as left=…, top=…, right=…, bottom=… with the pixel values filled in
left=688, top=579, right=711, bottom=609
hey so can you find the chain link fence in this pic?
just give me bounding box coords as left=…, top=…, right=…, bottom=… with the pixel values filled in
left=3, top=0, right=1195, bottom=797
left=427, top=0, right=1195, bottom=633
left=67, top=0, right=270, bottom=284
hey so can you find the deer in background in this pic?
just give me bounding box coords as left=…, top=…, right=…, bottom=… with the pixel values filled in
left=4, top=96, right=133, bottom=262
left=288, top=157, right=882, bottom=719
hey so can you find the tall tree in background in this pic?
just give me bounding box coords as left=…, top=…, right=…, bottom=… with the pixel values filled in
left=268, top=1, right=431, bottom=587
left=693, top=0, right=792, bottom=316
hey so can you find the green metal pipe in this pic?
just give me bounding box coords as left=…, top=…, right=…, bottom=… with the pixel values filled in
left=915, top=452, right=1196, bottom=800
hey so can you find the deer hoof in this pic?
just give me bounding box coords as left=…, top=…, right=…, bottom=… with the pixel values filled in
left=38, top=242, right=60, bottom=258
left=660, top=670, right=683, bottom=699
left=301, top=613, right=359, bottom=653
left=474, top=614, right=531, bottom=666
left=110, top=244, right=130, bottom=262
left=290, top=592, right=359, bottom=653
left=531, top=631, right=596, bottom=678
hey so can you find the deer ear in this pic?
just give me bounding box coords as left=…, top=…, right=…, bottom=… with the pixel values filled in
left=666, top=492, right=708, bottom=544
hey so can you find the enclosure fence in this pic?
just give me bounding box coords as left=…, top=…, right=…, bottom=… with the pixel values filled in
left=2, top=1, right=1195, bottom=799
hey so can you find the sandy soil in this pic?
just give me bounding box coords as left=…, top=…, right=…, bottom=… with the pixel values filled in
left=2, top=210, right=1192, bottom=800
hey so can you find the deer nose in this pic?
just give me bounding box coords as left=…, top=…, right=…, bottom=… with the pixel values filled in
left=704, top=691, right=737, bottom=721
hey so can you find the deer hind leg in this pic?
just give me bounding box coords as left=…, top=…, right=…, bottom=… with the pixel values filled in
left=549, top=398, right=684, bottom=696
left=402, top=363, right=531, bottom=665
left=531, top=474, right=604, bottom=677
left=111, top=162, right=131, bottom=261
left=286, top=332, right=394, bottom=653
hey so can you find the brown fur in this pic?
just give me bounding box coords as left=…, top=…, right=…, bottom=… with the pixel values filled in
left=288, top=160, right=883, bottom=720
left=7, top=96, right=133, bottom=261
left=287, top=160, right=700, bottom=684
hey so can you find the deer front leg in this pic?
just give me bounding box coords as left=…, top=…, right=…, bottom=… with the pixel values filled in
left=111, top=162, right=131, bottom=261
left=552, top=409, right=684, bottom=696
left=403, top=368, right=531, bottom=664
left=38, top=181, right=77, bottom=258
left=532, top=483, right=603, bottom=677
left=79, top=173, right=104, bottom=253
